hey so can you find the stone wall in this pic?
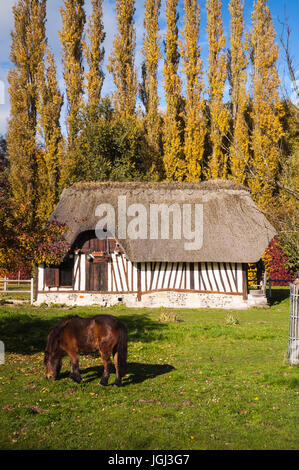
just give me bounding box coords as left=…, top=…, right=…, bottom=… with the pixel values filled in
left=35, top=290, right=253, bottom=309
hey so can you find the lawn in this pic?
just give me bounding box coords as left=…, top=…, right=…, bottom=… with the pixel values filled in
left=0, top=292, right=298, bottom=450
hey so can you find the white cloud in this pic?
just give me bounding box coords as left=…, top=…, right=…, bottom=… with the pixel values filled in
left=0, top=0, right=15, bottom=32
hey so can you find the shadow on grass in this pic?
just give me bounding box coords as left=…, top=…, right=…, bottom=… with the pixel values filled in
left=267, top=288, right=290, bottom=306
left=59, top=361, right=175, bottom=386
left=0, top=309, right=167, bottom=355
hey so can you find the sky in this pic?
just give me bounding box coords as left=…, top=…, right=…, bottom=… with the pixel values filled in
left=0, top=0, right=298, bottom=136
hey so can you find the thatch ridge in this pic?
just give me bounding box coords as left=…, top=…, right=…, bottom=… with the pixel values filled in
left=67, top=179, right=249, bottom=193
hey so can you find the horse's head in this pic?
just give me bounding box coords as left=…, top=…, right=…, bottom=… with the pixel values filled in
left=44, top=350, right=60, bottom=380
left=44, top=323, right=64, bottom=380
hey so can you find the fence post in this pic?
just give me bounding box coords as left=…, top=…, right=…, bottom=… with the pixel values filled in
left=30, top=278, right=34, bottom=305
left=289, top=284, right=299, bottom=365
left=262, top=270, right=267, bottom=296
left=4, top=277, right=7, bottom=292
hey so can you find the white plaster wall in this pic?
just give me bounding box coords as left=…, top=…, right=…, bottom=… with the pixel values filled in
left=38, top=265, right=44, bottom=291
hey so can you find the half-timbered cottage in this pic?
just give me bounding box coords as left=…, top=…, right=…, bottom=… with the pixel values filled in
left=35, top=180, right=276, bottom=309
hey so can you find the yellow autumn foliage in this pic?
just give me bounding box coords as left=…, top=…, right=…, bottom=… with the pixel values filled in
left=163, top=0, right=186, bottom=181
left=7, top=0, right=47, bottom=226
left=83, top=0, right=105, bottom=108
left=181, top=0, right=206, bottom=181
left=206, top=0, right=229, bottom=179
left=36, top=49, right=64, bottom=222
left=59, top=0, right=85, bottom=188
left=59, top=0, right=85, bottom=145
left=228, top=0, right=250, bottom=184
left=108, top=0, right=137, bottom=118
left=249, top=0, right=285, bottom=209
left=142, top=0, right=163, bottom=180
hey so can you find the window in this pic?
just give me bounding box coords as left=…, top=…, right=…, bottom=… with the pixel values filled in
left=59, top=257, right=74, bottom=287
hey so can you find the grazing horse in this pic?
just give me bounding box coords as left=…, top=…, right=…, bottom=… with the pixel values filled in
left=44, top=315, right=128, bottom=387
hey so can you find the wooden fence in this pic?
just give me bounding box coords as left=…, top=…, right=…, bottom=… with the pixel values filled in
left=0, top=278, right=34, bottom=304
left=289, top=284, right=299, bottom=365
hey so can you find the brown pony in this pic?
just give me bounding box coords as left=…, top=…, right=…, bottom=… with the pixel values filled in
left=44, top=315, right=128, bottom=387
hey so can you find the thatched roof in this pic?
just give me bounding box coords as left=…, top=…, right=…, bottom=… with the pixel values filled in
left=49, top=180, right=276, bottom=263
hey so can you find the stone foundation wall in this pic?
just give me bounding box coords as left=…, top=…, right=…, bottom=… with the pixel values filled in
left=35, top=290, right=253, bottom=309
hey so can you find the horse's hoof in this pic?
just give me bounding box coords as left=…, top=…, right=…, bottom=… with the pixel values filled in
left=70, top=375, right=82, bottom=384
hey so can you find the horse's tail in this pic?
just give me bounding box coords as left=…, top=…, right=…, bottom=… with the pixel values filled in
left=117, top=321, right=128, bottom=377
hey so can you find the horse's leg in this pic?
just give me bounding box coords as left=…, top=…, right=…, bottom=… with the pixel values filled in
left=56, top=354, right=63, bottom=378
left=113, top=348, right=122, bottom=387
left=99, top=344, right=112, bottom=386
left=68, top=351, right=81, bottom=384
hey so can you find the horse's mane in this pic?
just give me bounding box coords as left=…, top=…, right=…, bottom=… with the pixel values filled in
left=44, top=315, right=80, bottom=364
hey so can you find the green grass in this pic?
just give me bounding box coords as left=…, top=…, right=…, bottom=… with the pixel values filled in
left=0, top=295, right=298, bottom=450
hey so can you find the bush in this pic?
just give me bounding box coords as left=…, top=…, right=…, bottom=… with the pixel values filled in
left=262, top=238, right=295, bottom=286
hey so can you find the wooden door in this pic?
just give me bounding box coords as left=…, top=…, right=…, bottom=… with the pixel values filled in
left=86, top=259, right=108, bottom=292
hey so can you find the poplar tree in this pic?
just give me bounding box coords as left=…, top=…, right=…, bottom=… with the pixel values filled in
left=228, top=0, right=250, bottom=183
left=108, top=0, right=137, bottom=118
left=181, top=0, right=206, bottom=181
left=83, top=0, right=105, bottom=108
left=141, top=0, right=163, bottom=179
left=249, top=0, right=284, bottom=207
left=59, top=0, right=85, bottom=188
left=37, top=49, right=64, bottom=222
left=163, top=0, right=185, bottom=181
left=7, top=0, right=47, bottom=224
left=206, top=0, right=229, bottom=179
